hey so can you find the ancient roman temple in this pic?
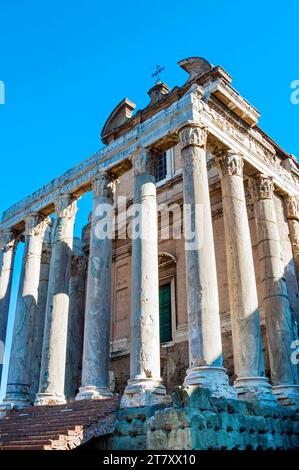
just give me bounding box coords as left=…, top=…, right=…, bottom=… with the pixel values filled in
left=0, top=57, right=298, bottom=450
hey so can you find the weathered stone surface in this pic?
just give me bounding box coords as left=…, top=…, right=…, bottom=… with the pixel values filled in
left=178, top=124, right=233, bottom=398
left=0, top=229, right=17, bottom=385
left=122, top=149, right=166, bottom=407
left=35, top=195, right=77, bottom=406
left=77, top=172, right=114, bottom=401
left=112, top=404, right=165, bottom=450
left=146, top=388, right=299, bottom=450
left=249, top=176, right=299, bottom=405
left=1, top=57, right=299, bottom=451
left=65, top=238, right=86, bottom=400
left=3, top=214, right=50, bottom=408
left=216, top=150, right=275, bottom=405
left=30, top=225, right=52, bottom=402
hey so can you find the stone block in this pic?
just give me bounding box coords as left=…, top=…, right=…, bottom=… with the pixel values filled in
left=172, top=386, right=212, bottom=410
left=209, top=397, right=228, bottom=413
left=191, top=429, right=218, bottom=450
left=168, top=428, right=191, bottom=450
left=226, top=398, right=248, bottom=415
left=113, top=435, right=145, bottom=450
left=189, top=412, right=207, bottom=431
left=289, top=434, right=299, bottom=449
left=147, top=429, right=168, bottom=450
left=128, top=421, right=146, bottom=437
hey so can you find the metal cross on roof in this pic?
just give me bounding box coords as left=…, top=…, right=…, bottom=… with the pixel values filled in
left=151, top=64, right=166, bottom=83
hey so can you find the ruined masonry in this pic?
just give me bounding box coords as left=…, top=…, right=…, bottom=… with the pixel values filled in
left=0, top=57, right=299, bottom=450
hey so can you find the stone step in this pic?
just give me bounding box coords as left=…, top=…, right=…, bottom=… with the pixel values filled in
left=4, top=407, right=115, bottom=421
left=2, top=436, right=55, bottom=445
left=0, top=444, right=47, bottom=450
left=0, top=398, right=119, bottom=450
left=1, top=413, right=106, bottom=423
left=2, top=407, right=115, bottom=423
left=4, top=398, right=119, bottom=417
left=1, top=425, right=82, bottom=437
left=0, top=419, right=107, bottom=433
left=1, top=430, right=81, bottom=441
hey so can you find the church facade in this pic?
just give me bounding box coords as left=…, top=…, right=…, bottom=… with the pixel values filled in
left=0, top=57, right=299, bottom=450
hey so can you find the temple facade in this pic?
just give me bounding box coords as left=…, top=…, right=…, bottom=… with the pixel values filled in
left=0, top=57, right=299, bottom=450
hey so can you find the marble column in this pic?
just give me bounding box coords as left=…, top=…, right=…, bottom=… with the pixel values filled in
left=65, top=252, right=86, bottom=400
left=35, top=194, right=77, bottom=406
left=249, top=176, right=299, bottom=406
left=179, top=124, right=233, bottom=398
left=285, top=196, right=299, bottom=288
left=0, top=229, right=17, bottom=386
left=30, top=225, right=52, bottom=402
left=3, top=214, right=50, bottom=408
left=76, top=172, right=114, bottom=401
left=216, top=150, right=275, bottom=404
left=121, top=148, right=167, bottom=407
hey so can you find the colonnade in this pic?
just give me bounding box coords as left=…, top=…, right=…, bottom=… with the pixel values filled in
left=0, top=124, right=298, bottom=409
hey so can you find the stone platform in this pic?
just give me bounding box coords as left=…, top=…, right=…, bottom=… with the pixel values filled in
left=113, top=388, right=299, bottom=450
left=1, top=390, right=299, bottom=450
left=0, top=397, right=120, bottom=450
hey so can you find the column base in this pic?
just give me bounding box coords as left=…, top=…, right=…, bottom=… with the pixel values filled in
left=183, top=366, right=236, bottom=399
left=34, top=392, right=66, bottom=406
left=1, top=390, right=31, bottom=410
left=76, top=385, right=113, bottom=401
left=234, top=377, right=277, bottom=406
left=2, top=383, right=32, bottom=409
left=121, top=377, right=169, bottom=408
left=0, top=397, right=31, bottom=417
left=272, top=385, right=299, bottom=407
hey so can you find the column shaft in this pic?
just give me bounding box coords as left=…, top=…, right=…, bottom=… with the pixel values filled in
left=35, top=194, right=77, bottom=406
left=77, top=173, right=114, bottom=401
left=179, top=124, right=233, bottom=398
left=0, top=230, right=17, bottom=386
left=122, top=148, right=167, bottom=407
left=65, top=251, right=86, bottom=400
left=216, top=150, right=275, bottom=404
left=285, top=196, right=299, bottom=289
left=250, top=179, right=299, bottom=405
left=4, top=215, right=50, bottom=407
left=30, top=227, right=52, bottom=402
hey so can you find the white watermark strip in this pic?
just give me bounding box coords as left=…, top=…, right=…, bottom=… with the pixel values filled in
left=0, top=81, right=5, bottom=105
left=290, top=80, right=299, bottom=104
left=92, top=198, right=205, bottom=251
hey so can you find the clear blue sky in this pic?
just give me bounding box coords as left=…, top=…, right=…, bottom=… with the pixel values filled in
left=0, top=0, right=298, bottom=398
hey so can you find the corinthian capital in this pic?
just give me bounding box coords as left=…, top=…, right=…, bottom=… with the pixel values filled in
left=179, top=124, right=207, bottom=150
left=0, top=228, right=17, bottom=251
left=215, top=150, right=244, bottom=177
left=248, top=175, right=274, bottom=202
left=92, top=171, right=116, bottom=200
left=55, top=193, right=78, bottom=220
left=24, top=214, right=52, bottom=240
left=285, top=196, right=299, bottom=221
left=131, top=147, right=156, bottom=176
